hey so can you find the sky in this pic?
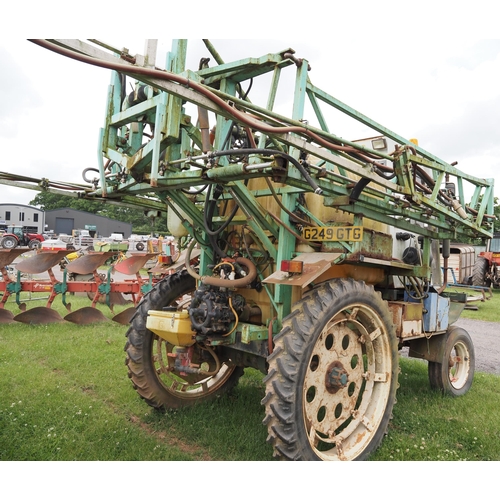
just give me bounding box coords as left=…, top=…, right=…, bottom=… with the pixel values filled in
left=1, top=36, right=500, bottom=212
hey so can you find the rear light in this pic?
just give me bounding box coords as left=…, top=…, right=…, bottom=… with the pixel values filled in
left=280, top=260, right=303, bottom=274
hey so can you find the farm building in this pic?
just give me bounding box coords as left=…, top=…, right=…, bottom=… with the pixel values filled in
left=44, top=207, right=132, bottom=238
left=0, top=203, right=45, bottom=233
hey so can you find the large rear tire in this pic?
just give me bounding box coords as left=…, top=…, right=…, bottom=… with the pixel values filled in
left=428, top=326, right=475, bottom=397
left=263, top=278, right=399, bottom=461
left=471, top=257, right=490, bottom=287
left=28, top=239, right=41, bottom=250
left=125, top=270, right=244, bottom=409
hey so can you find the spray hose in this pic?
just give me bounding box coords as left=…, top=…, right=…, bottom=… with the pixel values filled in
left=185, top=239, right=257, bottom=288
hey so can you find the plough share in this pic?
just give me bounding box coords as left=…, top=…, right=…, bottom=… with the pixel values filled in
left=0, top=248, right=171, bottom=325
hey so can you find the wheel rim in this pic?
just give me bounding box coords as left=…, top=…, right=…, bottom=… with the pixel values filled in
left=303, top=303, right=392, bottom=460
left=150, top=291, right=237, bottom=400
left=151, top=338, right=238, bottom=399
left=448, top=340, right=471, bottom=390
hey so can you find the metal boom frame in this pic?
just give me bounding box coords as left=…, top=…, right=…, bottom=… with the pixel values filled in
left=0, top=38, right=495, bottom=322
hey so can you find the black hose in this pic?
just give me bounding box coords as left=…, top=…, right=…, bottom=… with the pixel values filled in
left=203, top=184, right=239, bottom=238
left=349, top=177, right=371, bottom=202
left=202, top=184, right=239, bottom=259
left=182, top=184, right=208, bottom=195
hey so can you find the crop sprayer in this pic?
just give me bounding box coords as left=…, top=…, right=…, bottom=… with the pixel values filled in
left=0, top=39, right=495, bottom=460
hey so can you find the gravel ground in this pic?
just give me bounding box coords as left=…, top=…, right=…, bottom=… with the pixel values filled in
left=401, top=318, right=500, bottom=376
left=455, top=317, right=500, bottom=375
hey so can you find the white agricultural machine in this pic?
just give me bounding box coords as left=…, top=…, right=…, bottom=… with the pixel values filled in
left=0, top=39, right=495, bottom=461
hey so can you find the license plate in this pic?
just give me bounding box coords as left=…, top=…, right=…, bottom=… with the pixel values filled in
left=302, top=226, right=363, bottom=242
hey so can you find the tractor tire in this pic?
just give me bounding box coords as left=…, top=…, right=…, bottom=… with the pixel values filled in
left=263, top=278, right=399, bottom=461
left=471, top=257, right=491, bottom=288
left=28, top=239, right=41, bottom=250
left=428, top=326, right=475, bottom=397
left=125, top=270, right=244, bottom=409
left=135, top=242, right=145, bottom=251
left=1, top=236, right=18, bottom=249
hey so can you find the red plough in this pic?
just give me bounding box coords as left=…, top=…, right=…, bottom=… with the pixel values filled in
left=0, top=249, right=161, bottom=325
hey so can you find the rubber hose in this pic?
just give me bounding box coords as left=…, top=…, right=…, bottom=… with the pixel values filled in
left=184, top=239, right=258, bottom=288
left=202, top=257, right=257, bottom=288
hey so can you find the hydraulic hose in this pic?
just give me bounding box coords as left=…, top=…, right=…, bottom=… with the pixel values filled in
left=203, top=256, right=257, bottom=287
left=204, top=184, right=239, bottom=237
left=184, top=239, right=258, bottom=288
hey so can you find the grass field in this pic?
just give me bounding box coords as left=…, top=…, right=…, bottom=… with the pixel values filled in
left=453, top=286, right=500, bottom=322
left=1, top=291, right=499, bottom=463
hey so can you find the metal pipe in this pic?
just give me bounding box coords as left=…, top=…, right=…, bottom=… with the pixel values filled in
left=442, top=239, right=450, bottom=286
left=198, top=106, right=212, bottom=153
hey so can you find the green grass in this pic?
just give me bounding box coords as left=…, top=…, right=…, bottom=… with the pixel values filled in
left=1, top=294, right=500, bottom=461
left=456, top=287, right=500, bottom=322
left=372, top=362, right=500, bottom=461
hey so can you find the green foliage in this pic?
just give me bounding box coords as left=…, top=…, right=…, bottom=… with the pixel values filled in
left=29, top=191, right=101, bottom=213
left=29, top=191, right=169, bottom=234
left=494, top=198, right=500, bottom=233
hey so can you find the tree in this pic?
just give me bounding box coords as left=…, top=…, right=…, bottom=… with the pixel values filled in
left=452, top=196, right=500, bottom=244
left=30, top=191, right=101, bottom=213
left=494, top=197, right=500, bottom=234
left=29, top=191, right=169, bottom=234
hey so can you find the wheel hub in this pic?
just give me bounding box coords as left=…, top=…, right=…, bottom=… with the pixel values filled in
left=325, top=360, right=349, bottom=394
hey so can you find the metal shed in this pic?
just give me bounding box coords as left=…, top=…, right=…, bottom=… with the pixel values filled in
left=45, top=208, right=132, bottom=238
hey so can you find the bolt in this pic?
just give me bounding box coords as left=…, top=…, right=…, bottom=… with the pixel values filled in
left=325, top=361, right=349, bottom=394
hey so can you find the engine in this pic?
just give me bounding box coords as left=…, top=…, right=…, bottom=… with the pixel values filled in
left=187, top=257, right=261, bottom=337
left=189, top=285, right=245, bottom=336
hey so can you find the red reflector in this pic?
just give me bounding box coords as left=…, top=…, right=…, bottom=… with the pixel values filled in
left=280, top=260, right=303, bottom=273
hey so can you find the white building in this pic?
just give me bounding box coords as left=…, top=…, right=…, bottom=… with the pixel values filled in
left=0, top=203, right=45, bottom=233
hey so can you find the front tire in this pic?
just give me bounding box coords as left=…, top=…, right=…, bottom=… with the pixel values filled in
left=125, top=270, right=243, bottom=409
left=428, top=326, right=475, bottom=396
left=1, top=236, right=18, bottom=249
left=263, top=279, right=399, bottom=461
